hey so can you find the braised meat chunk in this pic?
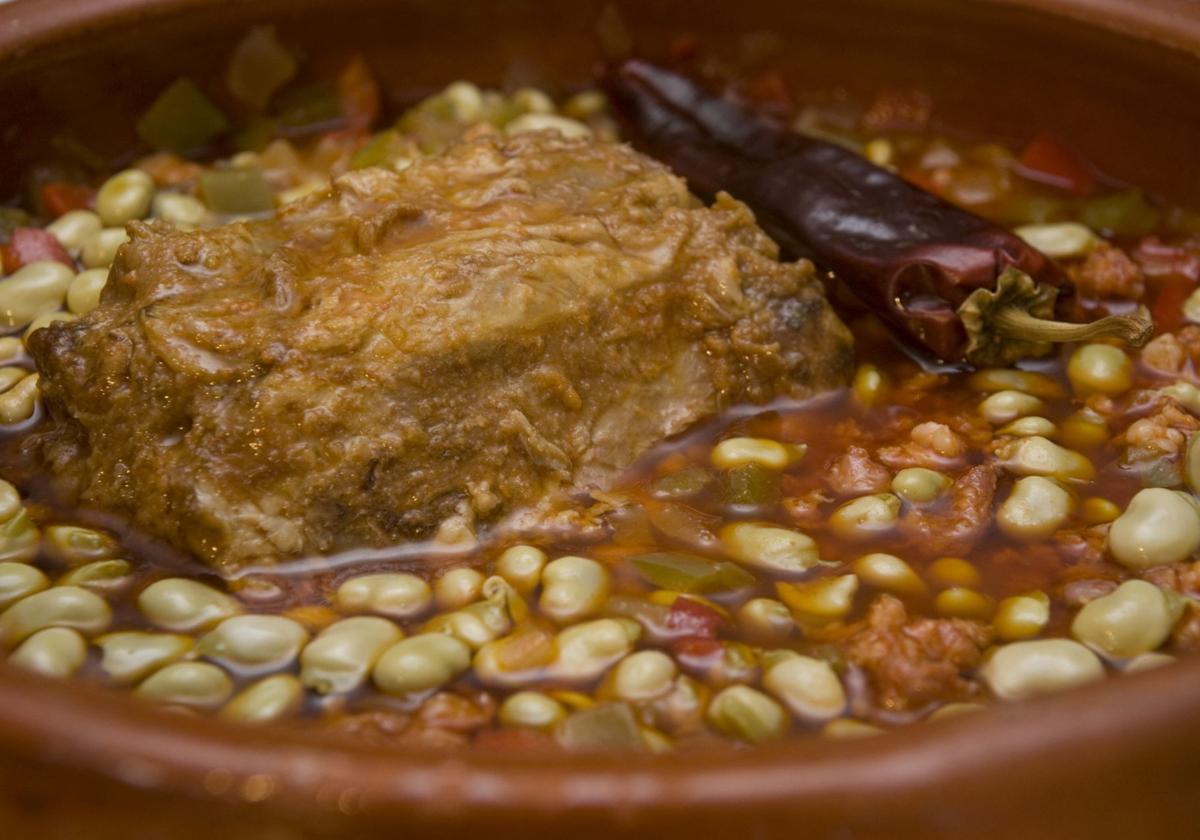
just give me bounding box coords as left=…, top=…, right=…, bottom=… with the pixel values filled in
left=30, top=129, right=852, bottom=572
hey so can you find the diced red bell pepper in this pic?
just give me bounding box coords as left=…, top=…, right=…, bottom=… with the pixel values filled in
left=1147, top=274, right=1196, bottom=335
left=40, top=182, right=95, bottom=218
left=1015, top=134, right=1095, bottom=197
left=899, top=167, right=941, bottom=195
left=665, top=595, right=725, bottom=640
left=337, top=54, right=381, bottom=132
left=1, top=227, right=74, bottom=273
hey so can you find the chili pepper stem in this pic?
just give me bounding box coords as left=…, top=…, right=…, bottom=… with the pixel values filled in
left=990, top=305, right=1154, bottom=347
left=960, top=268, right=1153, bottom=366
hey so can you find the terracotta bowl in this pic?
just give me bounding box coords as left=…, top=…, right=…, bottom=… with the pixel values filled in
left=2, top=1, right=1200, bottom=837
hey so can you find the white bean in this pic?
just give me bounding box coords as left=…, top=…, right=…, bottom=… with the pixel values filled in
left=1125, top=652, right=1177, bottom=673
left=711, top=437, right=792, bottom=470
left=935, top=587, right=994, bottom=620
left=1070, top=580, right=1183, bottom=658
left=763, top=653, right=846, bottom=722
left=998, top=416, right=1058, bottom=438
left=23, top=312, right=75, bottom=347
left=0, top=337, right=22, bottom=364
left=549, top=618, right=640, bottom=683
left=300, top=616, right=402, bottom=694
left=138, top=578, right=240, bottom=632
left=499, top=691, right=566, bottom=730
left=95, top=631, right=194, bottom=684
left=1013, top=222, right=1098, bottom=258
left=719, top=522, right=821, bottom=574
left=511, top=87, right=555, bottom=114
left=737, top=597, right=794, bottom=644
left=434, top=567, right=485, bottom=610
left=420, top=594, right=513, bottom=651
left=981, top=639, right=1105, bottom=701
left=197, top=614, right=308, bottom=673
left=505, top=113, right=592, bottom=139
left=9, top=626, right=86, bottom=678
left=46, top=209, right=102, bottom=256
left=441, top=81, right=484, bottom=121
left=136, top=661, right=233, bottom=709
left=776, top=575, right=859, bottom=625
left=151, top=191, right=208, bottom=229
left=852, top=553, right=926, bottom=598
left=978, top=390, right=1044, bottom=425
left=995, top=436, right=1095, bottom=481
left=706, top=685, right=789, bottom=744
left=611, top=650, right=677, bottom=701
left=96, top=169, right=154, bottom=226
left=220, top=674, right=303, bottom=724
left=852, top=363, right=888, bottom=406
left=0, top=509, right=39, bottom=564
left=66, top=268, right=108, bottom=315
left=334, top=572, right=432, bottom=619
left=968, top=368, right=1062, bottom=398
left=57, top=558, right=132, bottom=591
left=539, top=555, right=609, bottom=624
left=81, top=228, right=129, bottom=269
left=0, top=479, right=21, bottom=524
left=1108, top=488, right=1200, bottom=570
left=1067, top=344, right=1132, bottom=397
left=0, top=561, right=48, bottom=609
left=43, top=524, right=119, bottom=566
left=927, top=702, right=986, bottom=721
left=891, top=468, right=950, bottom=504
left=0, top=261, right=74, bottom=327
left=996, top=476, right=1074, bottom=540
left=0, top=585, right=110, bottom=645
left=827, top=494, right=901, bottom=540
left=1185, top=287, right=1200, bottom=325
left=993, top=592, right=1050, bottom=641
left=495, top=544, right=546, bottom=594
left=373, top=633, right=472, bottom=696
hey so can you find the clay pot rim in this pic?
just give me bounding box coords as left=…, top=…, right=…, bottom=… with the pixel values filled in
left=1, top=0, right=1200, bottom=817
left=2, top=655, right=1199, bottom=814
left=3, top=0, right=1200, bottom=62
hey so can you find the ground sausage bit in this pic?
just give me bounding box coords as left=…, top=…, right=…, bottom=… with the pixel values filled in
left=782, top=488, right=834, bottom=527
left=1141, top=333, right=1186, bottom=376
left=1118, top=400, right=1200, bottom=460
left=899, top=463, right=997, bottom=555
left=826, top=445, right=892, bottom=496
left=1169, top=603, right=1200, bottom=654
left=1069, top=241, right=1145, bottom=300
left=1143, top=560, right=1200, bottom=598
left=1061, top=578, right=1120, bottom=609
left=878, top=421, right=968, bottom=469
left=843, top=594, right=992, bottom=711
left=1174, top=325, right=1200, bottom=368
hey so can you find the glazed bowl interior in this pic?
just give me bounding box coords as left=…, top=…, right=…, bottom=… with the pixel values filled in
left=2, top=1, right=1200, bottom=838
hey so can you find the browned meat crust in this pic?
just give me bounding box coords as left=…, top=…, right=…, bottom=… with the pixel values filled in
left=30, top=130, right=852, bottom=572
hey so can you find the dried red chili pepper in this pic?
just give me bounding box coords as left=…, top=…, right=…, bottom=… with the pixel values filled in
left=599, top=59, right=1152, bottom=366
left=39, top=182, right=95, bottom=218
